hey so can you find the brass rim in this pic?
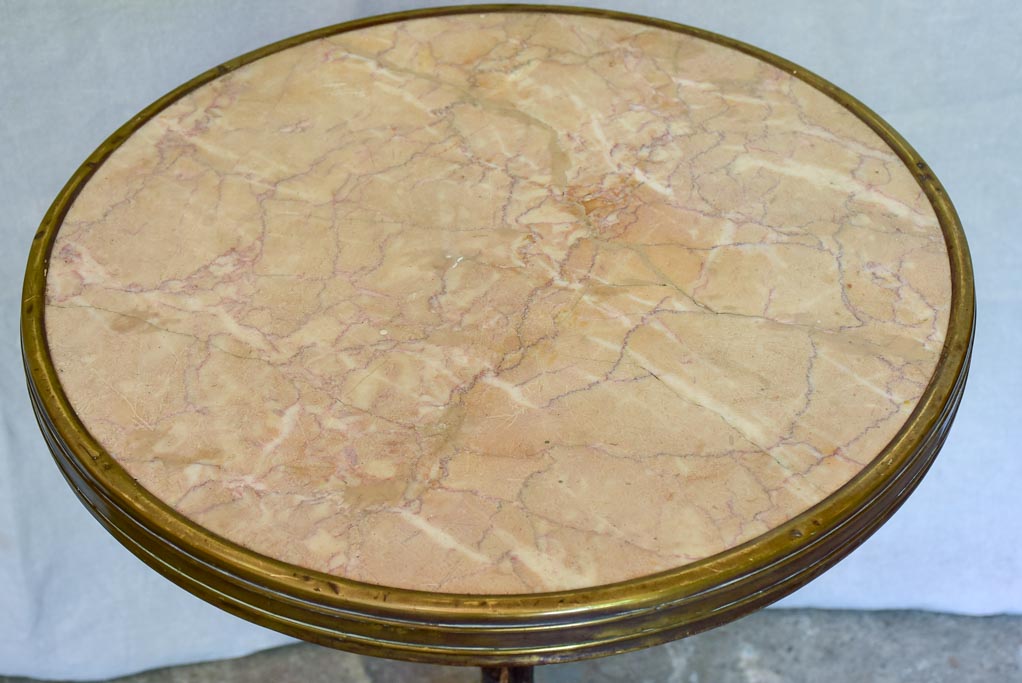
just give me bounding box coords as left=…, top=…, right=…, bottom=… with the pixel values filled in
left=21, top=4, right=975, bottom=665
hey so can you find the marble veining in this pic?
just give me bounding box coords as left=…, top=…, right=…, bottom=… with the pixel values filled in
left=45, top=13, right=951, bottom=593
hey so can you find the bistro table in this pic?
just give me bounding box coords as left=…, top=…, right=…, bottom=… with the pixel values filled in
left=22, top=5, right=973, bottom=681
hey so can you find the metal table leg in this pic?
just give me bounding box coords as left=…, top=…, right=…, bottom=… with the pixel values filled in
left=481, top=665, right=535, bottom=683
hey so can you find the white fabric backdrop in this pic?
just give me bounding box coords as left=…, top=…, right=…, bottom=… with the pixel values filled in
left=1, top=0, right=1019, bottom=679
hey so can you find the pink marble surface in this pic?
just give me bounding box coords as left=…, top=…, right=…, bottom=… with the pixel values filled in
left=45, top=13, right=951, bottom=594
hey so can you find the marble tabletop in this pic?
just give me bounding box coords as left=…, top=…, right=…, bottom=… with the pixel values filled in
left=43, top=11, right=951, bottom=596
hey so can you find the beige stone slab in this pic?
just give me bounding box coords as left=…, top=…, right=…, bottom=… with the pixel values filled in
left=45, top=13, right=950, bottom=594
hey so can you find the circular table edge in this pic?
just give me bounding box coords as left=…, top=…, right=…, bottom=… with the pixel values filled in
left=20, top=3, right=976, bottom=666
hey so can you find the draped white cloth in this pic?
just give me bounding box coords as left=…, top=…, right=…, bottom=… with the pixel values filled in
left=1, top=0, right=1018, bottom=678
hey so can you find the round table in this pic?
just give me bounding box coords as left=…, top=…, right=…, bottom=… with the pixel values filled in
left=21, top=5, right=974, bottom=680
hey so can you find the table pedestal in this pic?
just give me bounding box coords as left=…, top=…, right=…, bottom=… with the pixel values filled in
left=481, top=665, right=535, bottom=683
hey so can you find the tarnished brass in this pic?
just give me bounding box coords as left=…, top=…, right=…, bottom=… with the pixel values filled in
left=20, top=4, right=975, bottom=667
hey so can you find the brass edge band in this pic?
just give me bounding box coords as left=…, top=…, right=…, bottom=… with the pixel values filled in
left=21, top=3, right=975, bottom=665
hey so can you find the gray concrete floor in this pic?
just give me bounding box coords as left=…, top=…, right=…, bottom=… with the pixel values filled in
left=3, top=610, right=1020, bottom=683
